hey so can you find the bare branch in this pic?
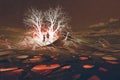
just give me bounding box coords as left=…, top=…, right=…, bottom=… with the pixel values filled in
left=24, top=8, right=44, bottom=33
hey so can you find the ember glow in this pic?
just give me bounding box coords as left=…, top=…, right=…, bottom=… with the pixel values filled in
left=0, top=67, right=18, bottom=72
left=23, top=6, right=70, bottom=48
left=32, top=64, right=60, bottom=71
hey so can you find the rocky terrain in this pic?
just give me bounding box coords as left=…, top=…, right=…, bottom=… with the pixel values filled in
left=0, top=19, right=120, bottom=80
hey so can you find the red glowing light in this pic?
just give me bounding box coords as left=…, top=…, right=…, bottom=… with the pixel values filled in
left=32, top=64, right=60, bottom=71
left=99, top=67, right=108, bottom=72
left=0, top=67, right=18, bottom=72
left=83, top=64, right=94, bottom=69
left=79, top=57, right=88, bottom=60
left=62, top=65, right=71, bottom=69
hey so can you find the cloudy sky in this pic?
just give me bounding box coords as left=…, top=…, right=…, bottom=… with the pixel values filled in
left=0, top=0, right=120, bottom=31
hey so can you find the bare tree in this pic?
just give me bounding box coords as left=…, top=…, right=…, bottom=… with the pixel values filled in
left=24, top=8, right=44, bottom=42
left=24, top=6, right=70, bottom=47
left=44, top=6, right=69, bottom=43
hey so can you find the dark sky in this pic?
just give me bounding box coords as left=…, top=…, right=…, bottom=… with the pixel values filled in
left=0, top=0, right=120, bottom=31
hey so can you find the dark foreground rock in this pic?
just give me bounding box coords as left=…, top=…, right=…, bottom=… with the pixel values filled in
left=0, top=45, right=120, bottom=80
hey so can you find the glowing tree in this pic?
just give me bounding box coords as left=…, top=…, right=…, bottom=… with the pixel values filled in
left=24, top=6, right=70, bottom=47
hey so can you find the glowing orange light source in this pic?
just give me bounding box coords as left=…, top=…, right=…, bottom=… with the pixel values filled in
left=0, top=67, right=18, bottom=72
left=32, top=64, right=60, bottom=71
left=83, top=64, right=94, bottom=69
left=102, top=56, right=118, bottom=61
left=79, top=57, right=88, bottom=60
left=62, top=65, right=71, bottom=69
